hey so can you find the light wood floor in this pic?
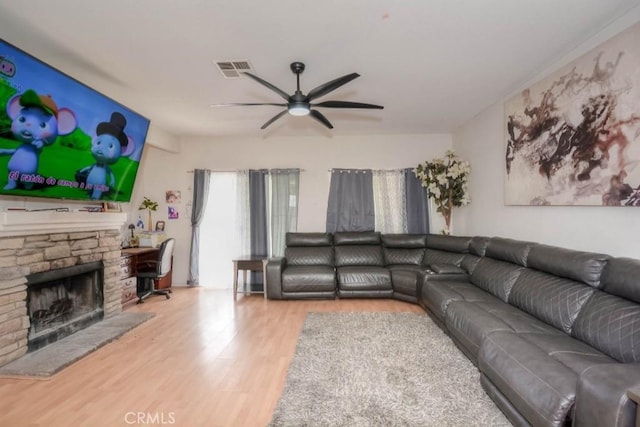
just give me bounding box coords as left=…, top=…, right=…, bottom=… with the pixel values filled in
left=0, top=288, right=422, bottom=427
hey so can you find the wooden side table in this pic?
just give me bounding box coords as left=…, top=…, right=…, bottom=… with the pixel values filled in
left=233, top=256, right=267, bottom=301
left=627, top=387, right=640, bottom=427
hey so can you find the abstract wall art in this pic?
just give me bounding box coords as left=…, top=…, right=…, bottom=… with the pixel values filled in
left=504, top=22, right=640, bottom=206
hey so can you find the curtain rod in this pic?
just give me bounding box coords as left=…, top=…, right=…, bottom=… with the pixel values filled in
left=187, top=168, right=305, bottom=173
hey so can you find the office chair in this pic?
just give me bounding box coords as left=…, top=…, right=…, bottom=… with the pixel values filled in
left=136, top=238, right=175, bottom=303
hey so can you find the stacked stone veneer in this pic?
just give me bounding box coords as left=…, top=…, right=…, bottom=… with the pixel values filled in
left=0, top=229, right=123, bottom=367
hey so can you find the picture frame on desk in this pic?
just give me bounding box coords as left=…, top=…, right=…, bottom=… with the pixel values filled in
left=155, top=221, right=166, bottom=231
left=102, top=202, right=121, bottom=212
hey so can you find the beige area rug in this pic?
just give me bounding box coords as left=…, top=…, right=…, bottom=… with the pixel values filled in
left=268, top=312, right=511, bottom=427
left=0, top=312, right=155, bottom=378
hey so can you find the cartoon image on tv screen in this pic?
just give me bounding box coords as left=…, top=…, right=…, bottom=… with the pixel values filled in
left=0, top=40, right=150, bottom=202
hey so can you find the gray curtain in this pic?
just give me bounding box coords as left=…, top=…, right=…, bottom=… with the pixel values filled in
left=326, top=169, right=374, bottom=232
left=249, top=169, right=268, bottom=290
left=270, top=169, right=300, bottom=256
left=404, top=168, right=430, bottom=234
left=188, top=169, right=211, bottom=285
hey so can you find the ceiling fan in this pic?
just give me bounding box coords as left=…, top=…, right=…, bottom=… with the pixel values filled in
left=212, top=62, right=383, bottom=129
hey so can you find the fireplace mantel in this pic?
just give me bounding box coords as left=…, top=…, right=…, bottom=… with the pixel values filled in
left=0, top=210, right=128, bottom=237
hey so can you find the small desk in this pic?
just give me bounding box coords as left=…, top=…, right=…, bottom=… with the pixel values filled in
left=627, top=387, right=640, bottom=427
left=233, top=256, right=267, bottom=301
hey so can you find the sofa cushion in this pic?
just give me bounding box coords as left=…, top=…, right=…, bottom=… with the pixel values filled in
left=285, top=246, right=334, bottom=266
left=571, top=291, right=640, bottom=363
left=508, top=268, right=595, bottom=334
left=429, top=263, right=465, bottom=274
left=286, top=232, right=333, bottom=247
left=334, top=231, right=381, bottom=245
left=381, top=233, right=426, bottom=248
left=421, top=281, right=494, bottom=322
left=282, top=265, right=336, bottom=292
left=527, top=244, right=609, bottom=288
left=390, top=269, right=420, bottom=296
left=460, top=254, right=482, bottom=274
left=446, top=299, right=563, bottom=361
left=479, top=331, right=577, bottom=427
left=516, top=332, right=613, bottom=374
left=335, top=245, right=384, bottom=267
left=485, top=237, right=534, bottom=266
left=469, top=257, right=524, bottom=302
left=336, top=266, right=392, bottom=291
left=600, top=257, right=640, bottom=303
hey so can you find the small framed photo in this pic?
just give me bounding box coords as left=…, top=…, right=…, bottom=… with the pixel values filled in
left=102, top=202, right=121, bottom=212
left=155, top=220, right=166, bottom=231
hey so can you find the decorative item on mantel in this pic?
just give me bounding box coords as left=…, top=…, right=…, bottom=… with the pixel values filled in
left=414, top=150, right=471, bottom=235
left=138, top=197, right=158, bottom=231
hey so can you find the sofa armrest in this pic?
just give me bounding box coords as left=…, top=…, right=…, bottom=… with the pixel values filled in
left=429, top=263, right=465, bottom=274
left=574, top=363, right=640, bottom=427
left=265, top=257, right=286, bottom=300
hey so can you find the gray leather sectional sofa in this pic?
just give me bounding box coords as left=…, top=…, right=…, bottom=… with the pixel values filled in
left=265, top=232, right=640, bottom=427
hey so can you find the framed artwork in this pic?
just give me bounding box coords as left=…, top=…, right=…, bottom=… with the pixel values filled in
left=168, top=206, right=179, bottom=219
left=102, top=202, right=121, bottom=212
left=166, top=190, right=181, bottom=203
left=155, top=220, right=165, bottom=231
left=504, top=22, right=640, bottom=206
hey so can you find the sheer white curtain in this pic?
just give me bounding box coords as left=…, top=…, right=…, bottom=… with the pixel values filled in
left=373, top=169, right=407, bottom=233
left=270, top=169, right=300, bottom=256
left=236, top=170, right=250, bottom=257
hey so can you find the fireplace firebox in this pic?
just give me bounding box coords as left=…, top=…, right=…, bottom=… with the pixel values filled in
left=26, top=261, right=104, bottom=352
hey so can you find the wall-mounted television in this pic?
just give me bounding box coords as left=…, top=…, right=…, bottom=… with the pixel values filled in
left=0, top=39, right=150, bottom=203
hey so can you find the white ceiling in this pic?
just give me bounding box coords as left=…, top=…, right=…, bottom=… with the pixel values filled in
left=1, top=0, right=638, bottom=139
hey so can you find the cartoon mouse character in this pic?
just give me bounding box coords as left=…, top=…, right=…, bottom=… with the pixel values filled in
left=76, top=112, right=135, bottom=200
left=0, top=89, right=77, bottom=189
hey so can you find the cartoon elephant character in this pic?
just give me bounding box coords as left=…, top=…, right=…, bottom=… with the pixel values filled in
left=76, top=112, right=135, bottom=200
left=0, top=89, right=77, bottom=190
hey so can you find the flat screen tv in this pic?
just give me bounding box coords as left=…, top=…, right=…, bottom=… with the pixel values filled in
left=0, top=39, right=150, bottom=203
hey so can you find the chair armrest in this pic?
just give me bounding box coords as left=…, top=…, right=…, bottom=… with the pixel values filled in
left=574, top=363, right=640, bottom=427
left=136, top=260, right=158, bottom=273
left=429, top=263, right=465, bottom=274
left=265, top=257, right=286, bottom=300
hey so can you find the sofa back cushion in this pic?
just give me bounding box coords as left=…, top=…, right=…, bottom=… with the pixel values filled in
left=382, top=234, right=425, bottom=266
left=571, top=291, right=640, bottom=363
left=469, top=236, right=489, bottom=256
left=527, top=244, right=609, bottom=288
left=600, top=257, right=640, bottom=303
left=286, top=232, right=333, bottom=247
left=424, top=249, right=466, bottom=267
left=285, top=247, right=334, bottom=266
left=426, top=235, right=471, bottom=253
left=470, top=257, right=524, bottom=302
left=285, top=232, right=334, bottom=266
left=460, top=254, right=482, bottom=274
left=334, top=231, right=380, bottom=246
left=571, top=257, right=640, bottom=363
left=508, top=269, right=595, bottom=334
left=485, top=237, right=534, bottom=266
left=334, top=231, right=384, bottom=267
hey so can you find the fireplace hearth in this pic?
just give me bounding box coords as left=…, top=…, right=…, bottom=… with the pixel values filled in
left=27, top=261, right=104, bottom=351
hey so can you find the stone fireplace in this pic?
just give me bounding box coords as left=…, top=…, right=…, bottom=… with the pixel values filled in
left=0, top=211, right=127, bottom=367
left=27, top=261, right=104, bottom=351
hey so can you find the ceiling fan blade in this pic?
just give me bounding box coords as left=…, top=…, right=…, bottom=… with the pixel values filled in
left=210, top=102, right=287, bottom=107
left=313, top=100, right=384, bottom=109
left=260, top=110, right=289, bottom=129
left=244, top=72, right=291, bottom=101
left=309, top=110, right=334, bottom=129
left=307, top=73, right=360, bottom=101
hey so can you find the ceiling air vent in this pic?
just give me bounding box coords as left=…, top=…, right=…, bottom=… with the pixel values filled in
left=215, top=60, right=254, bottom=79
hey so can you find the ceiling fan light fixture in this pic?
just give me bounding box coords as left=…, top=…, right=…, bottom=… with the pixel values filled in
left=288, top=102, right=310, bottom=116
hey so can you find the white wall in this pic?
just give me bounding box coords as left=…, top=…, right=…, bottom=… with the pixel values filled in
left=132, top=133, right=452, bottom=284
left=453, top=7, right=640, bottom=258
